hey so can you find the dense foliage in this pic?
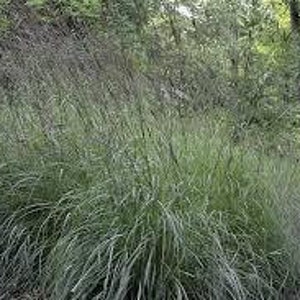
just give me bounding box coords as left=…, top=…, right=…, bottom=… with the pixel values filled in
left=1, top=0, right=300, bottom=299
left=1, top=0, right=300, bottom=124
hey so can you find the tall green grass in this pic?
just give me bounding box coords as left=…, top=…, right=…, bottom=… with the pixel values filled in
left=1, top=39, right=300, bottom=299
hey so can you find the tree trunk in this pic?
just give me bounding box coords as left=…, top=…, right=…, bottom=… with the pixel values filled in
left=289, top=0, right=300, bottom=33
left=288, top=0, right=300, bottom=101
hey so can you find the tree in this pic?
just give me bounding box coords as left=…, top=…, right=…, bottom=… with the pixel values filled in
left=289, top=0, right=300, bottom=33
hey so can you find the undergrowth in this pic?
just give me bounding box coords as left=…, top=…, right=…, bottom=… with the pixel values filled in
left=0, top=39, right=300, bottom=300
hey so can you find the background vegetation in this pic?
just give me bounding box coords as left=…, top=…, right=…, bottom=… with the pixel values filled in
left=1, top=0, right=300, bottom=299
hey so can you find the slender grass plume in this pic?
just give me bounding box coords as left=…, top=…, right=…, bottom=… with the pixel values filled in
left=1, top=1, right=300, bottom=299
